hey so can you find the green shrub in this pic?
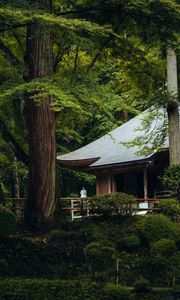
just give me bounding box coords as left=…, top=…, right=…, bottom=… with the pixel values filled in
left=122, top=235, right=141, bottom=250
left=88, top=193, right=136, bottom=217
left=147, top=239, right=179, bottom=284
left=0, top=259, right=9, bottom=276
left=0, top=279, right=100, bottom=300
left=68, top=193, right=79, bottom=198
left=137, top=214, right=178, bottom=243
left=157, top=199, right=180, bottom=219
left=84, top=241, right=116, bottom=274
left=136, top=291, right=175, bottom=300
left=134, top=277, right=151, bottom=293
left=48, top=228, right=84, bottom=244
left=162, top=165, right=180, bottom=197
left=150, top=239, right=177, bottom=257
left=48, top=229, right=69, bottom=240
left=78, top=223, right=107, bottom=242
left=172, top=286, right=180, bottom=298
left=0, top=205, right=16, bottom=236
left=105, top=283, right=134, bottom=300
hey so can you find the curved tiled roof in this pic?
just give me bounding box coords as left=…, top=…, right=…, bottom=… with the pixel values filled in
left=57, top=108, right=172, bottom=169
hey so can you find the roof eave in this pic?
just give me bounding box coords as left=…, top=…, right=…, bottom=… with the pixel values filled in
left=88, top=158, right=153, bottom=171
left=57, top=157, right=100, bottom=167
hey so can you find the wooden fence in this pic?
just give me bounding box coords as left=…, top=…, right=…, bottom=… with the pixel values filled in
left=60, top=197, right=160, bottom=221
left=4, top=194, right=170, bottom=220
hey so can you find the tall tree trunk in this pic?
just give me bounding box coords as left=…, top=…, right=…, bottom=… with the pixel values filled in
left=167, top=47, right=180, bottom=165
left=12, top=156, right=20, bottom=199
left=25, top=0, right=56, bottom=226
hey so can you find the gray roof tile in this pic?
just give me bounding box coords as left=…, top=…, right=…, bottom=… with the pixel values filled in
left=57, top=108, right=178, bottom=168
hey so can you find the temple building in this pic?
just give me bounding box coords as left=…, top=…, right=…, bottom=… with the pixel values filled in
left=58, top=109, right=171, bottom=199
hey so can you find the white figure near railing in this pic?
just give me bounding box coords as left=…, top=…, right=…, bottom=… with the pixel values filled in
left=80, top=187, right=87, bottom=198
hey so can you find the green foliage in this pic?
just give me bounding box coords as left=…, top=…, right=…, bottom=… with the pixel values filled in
left=0, top=259, right=10, bottom=276
left=134, top=277, right=151, bottom=293
left=0, top=205, right=16, bottom=236
left=84, top=241, right=116, bottom=279
left=0, top=279, right=177, bottom=300
left=88, top=193, right=136, bottom=217
left=48, top=228, right=86, bottom=244
left=104, top=283, right=134, bottom=300
left=121, top=234, right=141, bottom=250
left=123, top=107, right=168, bottom=156
left=157, top=198, right=180, bottom=219
left=147, top=238, right=179, bottom=284
left=173, top=286, right=180, bottom=299
left=137, top=214, right=178, bottom=243
left=0, top=1, right=180, bottom=291
left=1, top=0, right=179, bottom=203
left=0, top=279, right=100, bottom=300
left=68, top=193, right=79, bottom=198
left=78, top=222, right=107, bottom=242
left=150, top=238, right=177, bottom=257
left=162, top=165, right=180, bottom=197
left=58, top=167, right=96, bottom=197
left=0, top=215, right=179, bottom=286
left=48, top=229, right=68, bottom=241
left=0, top=5, right=112, bottom=38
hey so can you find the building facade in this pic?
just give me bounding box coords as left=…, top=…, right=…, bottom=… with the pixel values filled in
left=58, top=109, right=170, bottom=199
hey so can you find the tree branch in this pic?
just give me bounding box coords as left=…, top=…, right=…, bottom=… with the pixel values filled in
left=53, top=32, right=67, bottom=73
left=56, top=5, right=122, bottom=16
left=12, top=30, right=25, bottom=55
left=0, top=41, right=22, bottom=67
left=0, top=117, right=28, bottom=166
left=53, top=47, right=63, bottom=73
left=0, top=22, right=33, bottom=34
left=87, top=34, right=113, bottom=72
left=87, top=20, right=124, bottom=72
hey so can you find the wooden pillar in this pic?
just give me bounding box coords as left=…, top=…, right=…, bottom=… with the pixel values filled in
left=96, top=174, right=109, bottom=195
left=96, top=173, right=118, bottom=195
left=111, top=175, right=117, bottom=193
left=96, top=176, right=100, bottom=195
left=108, top=174, right=112, bottom=193
left=143, top=167, right=148, bottom=199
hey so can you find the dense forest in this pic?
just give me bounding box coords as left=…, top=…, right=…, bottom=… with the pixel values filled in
left=0, top=0, right=179, bottom=219
left=0, top=0, right=179, bottom=299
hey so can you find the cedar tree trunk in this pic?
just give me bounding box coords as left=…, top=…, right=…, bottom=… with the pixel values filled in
left=167, top=47, right=180, bottom=165
left=12, top=157, right=20, bottom=199
left=25, top=0, right=56, bottom=226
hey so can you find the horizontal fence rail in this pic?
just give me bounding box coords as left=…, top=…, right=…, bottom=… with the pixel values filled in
left=4, top=193, right=171, bottom=220
left=60, top=197, right=160, bottom=221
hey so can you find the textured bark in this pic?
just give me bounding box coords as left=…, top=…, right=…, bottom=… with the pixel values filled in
left=167, top=104, right=180, bottom=164
left=25, top=0, right=56, bottom=224
left=12, top=157, right=20, bottom=199
left=167, top=47, right=180, bottom=165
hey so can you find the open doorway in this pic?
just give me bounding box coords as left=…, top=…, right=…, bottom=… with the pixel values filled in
left=115, top=170, right=151, bottom=198
left=116, top=172, right=144, bottom=197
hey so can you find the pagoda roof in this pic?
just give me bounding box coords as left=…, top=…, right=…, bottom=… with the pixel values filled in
left=57, top=108, right=172, bottom=169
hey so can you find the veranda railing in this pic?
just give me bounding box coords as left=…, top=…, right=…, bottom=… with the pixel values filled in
left=4, top=196, right=167, bottom=220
